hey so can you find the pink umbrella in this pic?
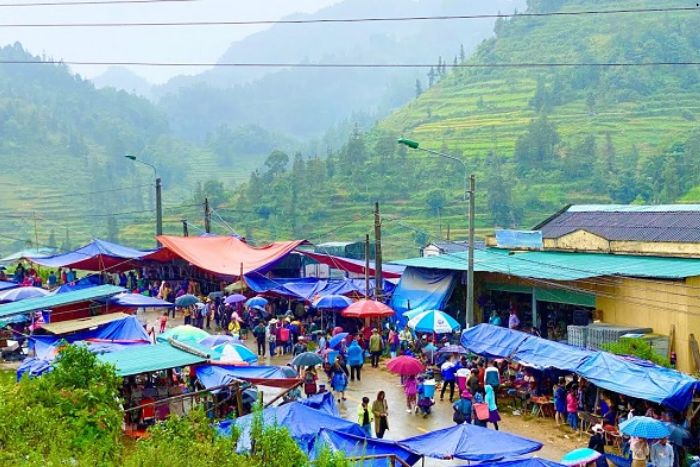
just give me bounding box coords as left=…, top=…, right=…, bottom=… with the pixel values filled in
left=386, top=356, right=424, bottom=376
left=341, top=300, right=395, bottom=319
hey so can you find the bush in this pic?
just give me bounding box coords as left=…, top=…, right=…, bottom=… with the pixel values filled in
left=602, top=337, right=671, bottom=368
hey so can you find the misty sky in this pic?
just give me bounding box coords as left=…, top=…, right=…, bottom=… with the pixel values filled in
left=0, top=0, right=340, bottom=83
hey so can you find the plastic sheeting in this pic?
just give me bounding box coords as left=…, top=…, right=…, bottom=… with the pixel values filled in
left=389, top=266, right=457, bottom=316
left=31, top=239, right=153, bottom=272
left=244, top=275, right=396, bottom=302
left=576, top=352, right=699, bottom=413
left=150, top=235, right=305, bottom=277
left=399, top=422, right=542, bottom=461
left=300, top=251, right=404, bottom=279
left=462, top=458, right=567, bottom=467
left=219, top=402, right=366, bottom=453
left=0, top=281, right=18, bottom=292
left=298, top=392, right=339, bottom=416
left=310, top=429, right=421, bottom=466
left=196, top=364, right=301, bottom=390
left=106, top=293, right=173, bottom=308
left=461, top=324, right=700, bottom=411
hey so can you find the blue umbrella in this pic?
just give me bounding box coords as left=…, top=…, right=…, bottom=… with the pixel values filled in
left=245, top=296, right=268, bottom=309
left=561, top=448, right=602, bottom=466
left=291, top=352, right=323, bottom=368
left=313, top=295, right=352, bottom=309
left=437, top=344, right=468, bottom=355
left=199, top=335, right=241, bottom=348
left=619, top=416, right=671, bottom=439
left=328, top=332, right=349, bottom=349
left=211, top=343, right=258, bottom=364
left=175, top=294, right=199, bottom=307
left=224, top=294, right=246, bottom=305
left=0, top=286, right=48, bottom=302
left=663, top=422, right=691, bottom=445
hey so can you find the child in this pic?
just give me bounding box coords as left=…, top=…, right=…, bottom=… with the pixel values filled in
left=159, top=311, right=168, bottom=334
left=567, top=385, right=579, bottom=430
left=404, top=375, right=418, bottom=413
left=416, top=376, right=434, bottom=417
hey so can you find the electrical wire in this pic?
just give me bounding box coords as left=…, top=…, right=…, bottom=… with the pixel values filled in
left=0, top=0, right=200, bottom=7
left=0, top=6, right=695, bottom=25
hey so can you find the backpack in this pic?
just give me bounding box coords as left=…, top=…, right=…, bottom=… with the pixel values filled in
left=304, top=371, right=315, bottom=384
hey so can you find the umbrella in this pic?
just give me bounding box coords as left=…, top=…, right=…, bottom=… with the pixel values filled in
left=292, top=352, right=324, bottom=367
left=619, top=416, right=671, bottom=439
left=561, top=448, right=602, bottom=466
left=332, top=326, right=344, bottom=336
left=278, top=366, right=298, bottom=378
left=328, top=332, right=349, bottom=349
left=403, top=308, right=424, bottom=320
left=208, top=291, right=224, bottom=299
left=408, top=310, right=460, bottom=334
left=157, top=325, right=210, bottom=344
left=437, top=344, right=468, bottom=355
left=175, top=294, right=199, bottom=307
left=199, top=334, right=241, bottom=348
left=313, top=295, right=352, bottom=309
left=341, top=299, right=395, bottom=319
left=663, top=422, right=691, bottom=445
left=0, top=286, right=48, bottom=302
left=386, top=356, right=424, bottom=376
left=224, top=294, right=246, bottom=305
left=211, top=343, right=258, bottom=364
left=245, top=296, right=268, bottom=308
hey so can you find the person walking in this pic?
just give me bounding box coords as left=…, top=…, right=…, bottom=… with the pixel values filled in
left=651, top=438, right=673, bottom=467
left=253, top=321, right=267, bottom=357
left=158, top=311, right=168, bottom=334
left=303, top=366, right=318, bottom=397
left=404, top=374, right=418, bottom=413
left=484, top=384, right=501, bottom=430
left=369, top=328, right=383, bottom=368
left=372, top=391, right=389, bottom=439
left=330, top=358, right=349, bottom=402
left=484, top=361, right=500, bottom=395
left=467, top=368, right=480, bottom=397
left=452, top=390, right=473, bottom=424
left=267, top=321, right=277, bottom=357
left=388, top=327, right=399, bottom=358
left=346, top=338, right=365, bottom=382
left=357, top=397, right=374, bottom=437
left=553, top=377, right=567, bottom=426
left=631, top=437, right=650, bottom=467
left=440, top=357, right=457, bottom=402
left=566, top=385, right=579, bottom=430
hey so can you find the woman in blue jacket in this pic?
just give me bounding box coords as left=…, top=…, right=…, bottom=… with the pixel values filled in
left=346, top=338, right=365, bottom=382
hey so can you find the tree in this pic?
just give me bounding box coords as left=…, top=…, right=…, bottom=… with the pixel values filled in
left=60, top=228, right=72, bottom=252
left=263, top=150, right=289, bottom=180
left=565, top=134, right=596, bottom=178
left=415, top=79, right=423, bottom=98
left=106, top=215, right=119, bottom=243
left=47, top=229, right=57, bottom=249
left=586, top=91, right=596, bottom=115
left=428, top=66, right=436, bottom=87
left=459, top=43, right=466, bottom=62
left=514, top=115, right=560, bottom=170
left=486, top=152, right=516, bottom=227
left=201, top=179, right=231, bottom=207
left=425, top=189, right=447, bottom=216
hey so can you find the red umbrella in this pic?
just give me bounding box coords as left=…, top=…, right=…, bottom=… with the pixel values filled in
left=386, top=356, right=424, bottom=376
left=341, top=300, right=395, bottom=319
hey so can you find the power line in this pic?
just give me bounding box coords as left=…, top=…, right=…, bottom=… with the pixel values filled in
left=0, top=0, right=199, bottom=7
left=0, top=6, right=695, bottom=25
left=6, top=60, right=700, bottom=69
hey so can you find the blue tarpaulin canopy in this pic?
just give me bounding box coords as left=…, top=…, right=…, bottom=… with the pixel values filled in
left=460, top=458, right=567, bottom=467
left=244, top=275, right=396, bottom=302
left=30, top=239, right=154, bottom=272
left=576, top=352, right=699, bottom=413
left=298, top=392, right=339, bottom=416
left=461, top=324, right=699, bottom=411
left=195, top=364, right=300, bottom=390
left=389, top=267, right=457, bottom=317
left=218, top=402, right=366, bottom=453
left=310, top=429, right=421, bottom=466
left=0, top=281, right=18, bottom=292
left=400, top=422, right=542, bottom=461
left=106, top=293, right=173, bottom=308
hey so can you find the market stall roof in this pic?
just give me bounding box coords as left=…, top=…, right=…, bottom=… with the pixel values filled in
left=464, top=458, right=567, bottom=467
left=97, top=343, right=207, bottom=377
left=392, top=248, right=700, bottom=280
left=310, top=429, right=421, bottom=466
left=399, top=422, right=542, bottom=461
left=300, top=251, right=404, bottom=279
left=0, top=281, right=18, bottom=292
left=41, top=312, right=130, bottom=335
left=244, top=275, right=396, bottom=302
left=148, top=235, right=306, bottom=277
left=30, top=239, right=153, bottom=272
left=105, top=293, right=173, bottom=308
left=0, top=284, right=125, bottom=319
left=0, top=247, right=56, bottom=263
left=195, top=364, right=301, bottom=389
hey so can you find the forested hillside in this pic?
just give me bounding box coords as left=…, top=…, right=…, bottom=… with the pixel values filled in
left=225, top=0, right=700, bottom=258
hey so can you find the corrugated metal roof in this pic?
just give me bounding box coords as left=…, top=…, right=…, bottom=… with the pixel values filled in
left=42, top=312, right=130, bottom=335
left=0, top=284, right=125, bottom=319
left=97, top=343, right=207, bottom=376
left=536, top=208, right=700, bottom=242
left=392, top=249, right=700, bottom=280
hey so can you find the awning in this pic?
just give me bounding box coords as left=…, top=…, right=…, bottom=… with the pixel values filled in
left=485, top=282, right=596, bottom=308
left=244, top=275, right=396, bottom=302
left=389, top=267, right=457, bottom=315
left=300, top=251, right=404, bottom=279
left=149, top=235, right=306, bottom=278
left=41, top=312, right=130, bottom=335
left=0, top=284, right=126, bottom=319
left=97, top=343, right=207, bottom=376
left=30, top=239, right=154, bottom=272
left=106, top=293, right=173, bottom=308
left=0, top=281, right=18, bottom=292
left=195, top=364, right=301, bottom=390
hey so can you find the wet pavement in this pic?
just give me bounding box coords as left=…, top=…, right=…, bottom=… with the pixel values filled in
left=141, top=310, right=585, bottom=466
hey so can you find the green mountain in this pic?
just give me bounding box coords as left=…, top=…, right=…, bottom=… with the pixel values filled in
left=226, top=0, right=700, bottom=259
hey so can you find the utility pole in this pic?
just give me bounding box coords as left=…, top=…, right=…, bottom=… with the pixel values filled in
left=155, top=177, right=163, bottom=246
left=364, top=234, right=370, bottom=299
left=374, top=202, right=383, bottom=301
left=203, top=198, right=211, bottom=233
left=182, top=220, right=189, bottom=237
left=467, top=175, right=476, bottom=327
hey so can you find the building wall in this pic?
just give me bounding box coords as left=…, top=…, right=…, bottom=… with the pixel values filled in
left=542, top=230, right=700, bottom=258
left=592, top=277, right=694, bottom=373
left=548, top=230, right=611, bottom=252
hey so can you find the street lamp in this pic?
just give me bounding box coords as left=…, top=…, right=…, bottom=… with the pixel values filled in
left=397, top=138, right=476, bottom=327
left=124, top=155, right=162, bottom=247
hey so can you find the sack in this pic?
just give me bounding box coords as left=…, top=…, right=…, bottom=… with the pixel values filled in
left=474, top=402, right=490, bottom=421
left=453, top=409, right=466, bottom=424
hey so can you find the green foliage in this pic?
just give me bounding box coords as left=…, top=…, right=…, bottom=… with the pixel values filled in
left=425, top=189, right=447, bottom=216
left=0, top=345, right=123, bottom=465
left=602, top=337, right=671, bottom=368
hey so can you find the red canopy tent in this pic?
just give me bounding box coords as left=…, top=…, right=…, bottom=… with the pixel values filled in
left=145, top=235, right=306, bottom=278
left=300, top=251, right=404, bottom=279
